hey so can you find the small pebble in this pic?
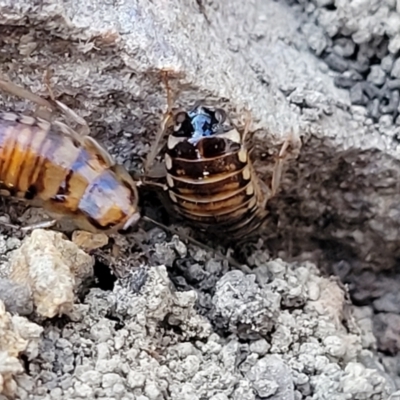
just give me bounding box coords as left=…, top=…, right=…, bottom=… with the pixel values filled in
left=333, top=38, right=355, bottom=58
left=363, top=82, right=382, bottom=99
left=367, top=98, right=381, bottom=120
left=249, top=339, right=270, bottom=356
left=71, top=231, right=108, bottom=252
left=381, top=54, right=394, bottom=72
left=391, top=58, right=400, bottom=78
left=324, top=53, right=349, bottom=72
left=373, top=292, right=400, bottom=313
left=102, top=373, right=122, bottom=388
left=210, top=395, right=229, bottom=400
left=379, top=114, right=394, bottom=128
left=389, top=33, right=400, bottom=53
left=144, top=381, right=162, bottom=400
left=334, top=70, right=363, bottom=89
left=367, top=65, right=386, bottom=86
left=350, top=83, right=367, bottom=105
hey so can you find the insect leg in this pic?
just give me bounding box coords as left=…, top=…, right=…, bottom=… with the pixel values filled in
left=0, top=72, right=88, bottom=137
left=44, top=69, right=90, bottom=137
left=44, top=70, right=117, bottom=167
left=142, top=216, right=251, bottom=272
left=136, top=179, right=168, bottom=190
left=241, top=109, right=252, bottom=144
left=143, top=70, right=175, bottom=175
left=271, top=130, right=296, bottom=196
left=0, top=75, right=53, bottom=109
left=20, top=219, right=57, bottom=232
left=0, top=218, right=57, bottom=232
left=0, top=220, right=21, bottom=230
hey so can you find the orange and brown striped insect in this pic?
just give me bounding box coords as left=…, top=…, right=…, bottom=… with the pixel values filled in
left=144, top=73, right=296, bottom=242
left=0, top=77, right=140, bottom=233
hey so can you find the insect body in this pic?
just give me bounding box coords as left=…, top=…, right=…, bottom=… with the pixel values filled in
left=0, top=89, right=140, bottom=233
left=143, top=72, right=296, bottom=243
left=163, top=105, right=271, bottom=240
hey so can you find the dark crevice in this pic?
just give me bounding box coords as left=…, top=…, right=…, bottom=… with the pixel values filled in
left=93, top=259, right=117, bottom=291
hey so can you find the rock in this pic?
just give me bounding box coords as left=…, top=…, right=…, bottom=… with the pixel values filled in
left=71, top=231, right=109, bottom=253
left=0, top=300, right=43, bottom=397
left=367, top=65, right=387, bottom=86
left=373, top=313, right=400, bottom=354
left=9, top=229, right=94, bottom=318
left=302, top=22, right=328, bottom=56
left=0, top=278, right=33, bottom=315
left=350, top=82, right=368, bottom=105
left=246, top=355, right=294, bottom=399
left=391, top=58, right=400, bottom=78
left=381, top=54, right=395, bottom=72
left=211, top=270, right=280, bottom=339
left=373, top=292, right=400, bottom=313
left=324, top=53, right=349, bottom=72
left=333, top=38, right=356, bottom=58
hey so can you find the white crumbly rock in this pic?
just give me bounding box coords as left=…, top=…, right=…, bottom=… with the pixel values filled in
left=9, top=229, right=93, bottom=318
left=0, top=300, right=43, bottom=398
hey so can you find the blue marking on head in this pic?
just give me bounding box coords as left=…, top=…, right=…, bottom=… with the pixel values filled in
left=187, top=108, right=217, bottom=144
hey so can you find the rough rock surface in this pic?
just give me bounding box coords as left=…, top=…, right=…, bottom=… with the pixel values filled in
left=1, top=235, right=395, bottom=399
left=0, top=299, right=42, bottom=398
left=9, top=229, right=94, bottom=318
left=0, top=0, right=400, bottom=398
left=0, top=0, right=398, bottom=271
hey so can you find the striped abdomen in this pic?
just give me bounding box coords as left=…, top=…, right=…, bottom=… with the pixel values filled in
left=165, top=134, right=266, bottom=239
left=0, top=112, right=140, bottom=232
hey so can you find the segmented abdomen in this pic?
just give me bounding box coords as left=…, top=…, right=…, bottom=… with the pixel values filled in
left=165, top=136, right=265, bottom=239
left=0, top=112, right=137, bottom=231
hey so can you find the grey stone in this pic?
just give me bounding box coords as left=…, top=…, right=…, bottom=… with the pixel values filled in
left=324, top=53, right=349, bottom=72
left=247, top=356, right=294, bottom=400
left=0, top=278, right=33, bottom=315
left=387, top=79, right=400, bottom=89
left=381, top=54, right=395, bottom=73
left=334, top=70, right=363, bottom=89
left=362, top=82, right=382, bottom=99
left=367, top=65, right=387, bottom=86
left=350, top=83, right=368, bottom=105
left=391, top=58, right=400, bottom=78
left=373, top=292, right=400, bottom=313
left=380, top=90, right=399, bottom=114
left=249, top=339, right=270, bottom=356
left=367, top=98, right=381, bottom=120
left=303, top=22, right=328, bottom=56
left=389, top=33, right=400, bottom=53
left=385, top=12, right=400, bottom=37
left=211, top=270, right=280, bottom=338
left=333, top=38, right=356, bottom=58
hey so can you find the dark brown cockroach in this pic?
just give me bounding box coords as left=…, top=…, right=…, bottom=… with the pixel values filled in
left=144, top=73, right=295, bottom=242
left=0, top=77, right=140, bottom=233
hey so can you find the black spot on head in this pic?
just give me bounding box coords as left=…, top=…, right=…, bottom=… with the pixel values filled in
left=173, top=112, right=194, bottom=138
left=202, top=137, right=227, bottom=157
left=168, top=141, right=198, bottom=159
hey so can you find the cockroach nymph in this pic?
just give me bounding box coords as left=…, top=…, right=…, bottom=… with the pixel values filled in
left=144, top=72, right=296, bottom=242
left=0, top=76, right=141, bottom=233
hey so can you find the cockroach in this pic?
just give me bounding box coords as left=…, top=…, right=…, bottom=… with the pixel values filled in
left=144, top=72, right=297, bottom=242
left=0, top=77, right=140, bottom=233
